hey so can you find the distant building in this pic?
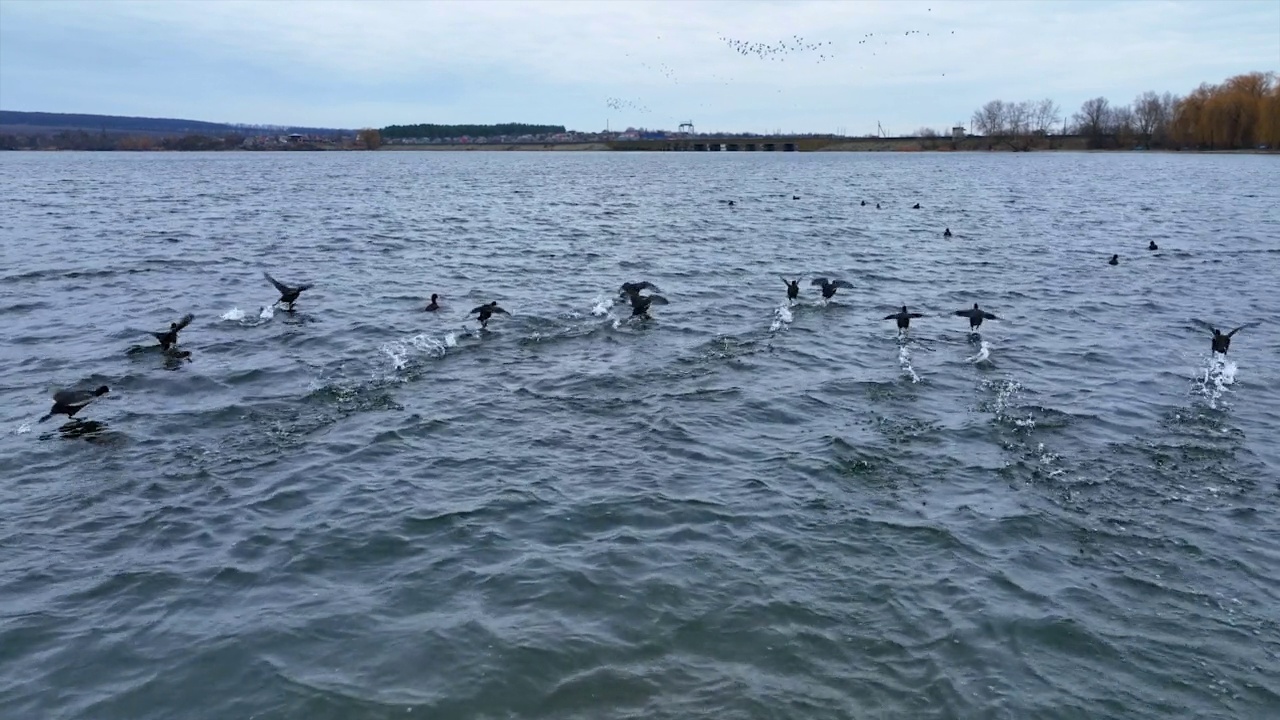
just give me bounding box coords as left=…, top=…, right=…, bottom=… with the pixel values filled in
left=952, top=126, right=965, bottom=140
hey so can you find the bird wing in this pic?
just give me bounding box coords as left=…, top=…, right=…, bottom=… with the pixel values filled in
left=52, top=390, right=92, bottom=407
left=884, top=314, right=897, bottom=320
left=910, top=313, right=924, bottom=318
left=983, top=312, right=999, bottom=320
left=293, top=283, right=313, bottom=292
left=647, top=294, right=670, bottom=306
left=173, top=313, right=194, bottom=331
left=831, top=280, right=855, bottom=289
left=1226, top=322, right=1258, bottom=337
left=953, top=309, right=970, bottom=317
left=263, top=272, right=291, bottom=294
left=493, top=306, right=511, bottom=315
left=780, top=275, right=792, bottom=285
left=809, top=278, right=829, bottom=287
left=468, top=305, right=486, bottom=314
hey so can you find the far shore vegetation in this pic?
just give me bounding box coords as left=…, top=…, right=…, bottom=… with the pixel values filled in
left=1, top=71, right=1275, bottom=153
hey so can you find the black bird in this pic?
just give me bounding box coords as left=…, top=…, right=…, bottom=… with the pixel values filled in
left=264, top=272, right=312, bottom=310
left=152, top=313, right=194, bottom=350
left=861, top=200, right=867, bottom=206
left=619, top=281, right=661, bottom=298
left=425, top=293, right=441, bottom=311
left=626, top=289, right=669, bottom=318
left=875, top=203, right=881, bottom=209
left=781, top=276, right=801, bottom=301
left=1148, top=240, right=1158, bottom=251
left=469, top=301, right=509, bottom=329
left=943, top=228, right=953, bottom=238
left=792, top=195, right=801, bottom=200
left=912, top=203, right=921, bottom=209
left=885, top=306, right=924, bottom=330
left=1211, top=325, right=1253, bottom=355
left=1108, top=254, right=1119, bottom=265
left=39, top=386, right=109, bottom=423
left=954, top=303, right=999, bottom=329
left=810, top=277, right=854, bottom=299
left=727, top=200, right=736, bottom=206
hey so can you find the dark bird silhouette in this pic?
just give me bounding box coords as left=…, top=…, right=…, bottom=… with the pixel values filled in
left=792, top=195, right=801, bottom=200
left=625, top=289, right=669, bottom=318
left=912, top=203, right=921, bottom=209
left=152, top=313, right=194, bottom=350
left=875, top=203, right=881, bottom=209
left=1108, top=254, right=1119, bottom=265
left=619, top=281, right=661, bottom=297
left=943, top=228, right=953, bottom=238
left=781, top=276, right=801, bottom=300
left=727, top=200, right=736, bottom=206
left=810, top=277, right=854, bottom=299
left=264, top=272, right=312, bottom=310
left=954, top=303, right=999, bottom=329
left=39, top=386, right=109, bottom=423
left=885, top=306, right=924, bottom=330
left=1148, top=240, right=1158, bottom=251
left=425, top=294, right=441, bottom=311
left=1210, top=324, right=1256, bottom=355
left=861, top=200, right=867, bottom=206
left=469, top=301, right=509, bottom=329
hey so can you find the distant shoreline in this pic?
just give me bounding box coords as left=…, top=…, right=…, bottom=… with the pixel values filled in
left=5, top=141, right=1275, bottom=155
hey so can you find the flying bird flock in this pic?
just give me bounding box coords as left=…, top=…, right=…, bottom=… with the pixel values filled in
left=608, top=13, right=960, bottom=127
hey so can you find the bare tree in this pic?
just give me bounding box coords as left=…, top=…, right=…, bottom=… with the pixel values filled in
left=1032, top=99, right=1061, bottom=135
left=1133, top=91, right=1162, bottom=147
left=1111, top=105, right=1136, bottom=146
left=971, top=100, right=1007, bottom=137
left=1073, top=97, right=1111, bottom=146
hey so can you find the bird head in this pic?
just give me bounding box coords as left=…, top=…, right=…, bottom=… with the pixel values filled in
left=94, top=386, right=110, bottom=396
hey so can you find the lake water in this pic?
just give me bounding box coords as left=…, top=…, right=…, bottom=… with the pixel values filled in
left=1, top=150, right=1278, bottom=720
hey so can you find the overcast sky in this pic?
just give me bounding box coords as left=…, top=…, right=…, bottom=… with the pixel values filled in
left=1, top=0, right=1276, bottom=134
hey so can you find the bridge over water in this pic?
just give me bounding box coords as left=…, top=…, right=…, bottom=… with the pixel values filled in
left=606, top=137, right=843, bottom=152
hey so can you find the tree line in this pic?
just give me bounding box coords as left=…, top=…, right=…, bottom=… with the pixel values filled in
left=0, top=130, right=245, bottom=151
left=380, top=123, right=567, bottom=140
left=964, top=71, right=1278, bottom=150
left=0, top=131, right=351, bottom=151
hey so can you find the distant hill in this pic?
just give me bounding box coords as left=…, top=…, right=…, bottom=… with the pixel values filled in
left=0, top=110, right=350, bottom=137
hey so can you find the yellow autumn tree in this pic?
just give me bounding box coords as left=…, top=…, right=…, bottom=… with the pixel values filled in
left=1173, top=72, right=1277, bottom=149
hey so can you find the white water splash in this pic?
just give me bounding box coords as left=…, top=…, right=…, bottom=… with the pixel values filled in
left=966, top=340, right=992, bottom=364
left=897, top=340, right=921, bottom=383
left=590, top=295, right=614, bottom=317
left=591, top=294, right=623, bottom=330
left=380, top=332, right=456, bottom=372
left=985, top=378, right=1026, bottom=423
left=1196, top=354, right=1239, bottom=409
left=221, top=305, right=274, bottom=323
left=16, top=423, right=31, bottom=435
left=769, top=303, right=793, bottom=332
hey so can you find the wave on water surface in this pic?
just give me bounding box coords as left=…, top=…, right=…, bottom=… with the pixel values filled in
left=0, top=151, right=1277, bottom=720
